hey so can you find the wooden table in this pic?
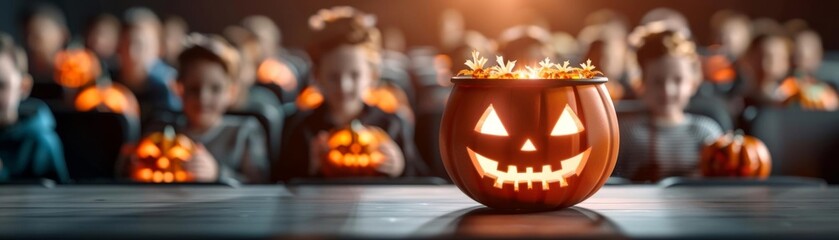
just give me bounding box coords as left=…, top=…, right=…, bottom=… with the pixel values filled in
left=1, top=185, right=837, bottom=239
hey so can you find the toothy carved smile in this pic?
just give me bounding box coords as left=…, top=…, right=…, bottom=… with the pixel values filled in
left=466, top=147, right=592, bottom=191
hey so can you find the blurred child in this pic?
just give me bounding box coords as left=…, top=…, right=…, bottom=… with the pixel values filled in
left=701, top=10, right=752, bottom=95
left=116, top=8, right=181, bottom=124
left=176, top=35, right=269, bottom=183
left=640, top=8, right=692, bottom=38
left=123, top=35, right=269, bottom=183
left=162, top=16, right=188, bottom=67
left=615, top=30, right=723, bottom=182
left=21, top=4, right=69, bottom=83
left=579, top=9, right=632, bottom=99
left=737, top=34, right=794, bottom=109
left=222, top=25, right=281, bottom=110
left=793, top=30, right=824, bottom=79
left=242, top=15, right=309, bottom=103
left=84, top=13, right=121, bottom=75
left=0, top=34, right=69, bottom=183
left=281, top=7, right=428, bottom=179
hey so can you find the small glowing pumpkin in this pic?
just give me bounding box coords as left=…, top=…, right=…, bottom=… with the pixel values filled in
left=54, top=49, right=101, bottom=88
left=701, top=131, right=771, bottom=179
left=321, top=121, right=390, bottom=177
left=74, top=81, right=140, bottom=116
left=132, top=126, right=196, bottom=183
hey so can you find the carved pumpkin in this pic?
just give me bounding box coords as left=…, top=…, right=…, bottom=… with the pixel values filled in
left=257, top=57, right=298, bottom=92
left=54, top=49, right=101, bottom=88
left=440, top=77, right=619, bottom=210
left=777, top=77, right=839, bottom=111
left=132, top=126, right=196, bottom=183
left=701, top=46, right=736, bottom=84
left=701, top=131, right=771, bottom=179
left=74, top=81, right=140, bottom=116
left=321, top=121, right=390, bottom=177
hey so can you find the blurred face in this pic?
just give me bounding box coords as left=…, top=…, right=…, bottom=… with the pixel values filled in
left=641, top=55, right=699, bottom=117
left=316, top=45, right=375, bottom=115
left=760, top=38, right=790, bottom=82
left=179, top=59, right=232, bottom=131
left=252, top=27, right=278, bottom=58
left=87, top=21, right=120, bottom=58
left=0, top=55, right=24, bottom=126
left=119, top=24, right=161, bottom=76
left=26, top=16, right=65, bottom=62
left=163, top=23, right=187, bottom=62
left=720, top=20, right=751, bottom=58
left=794, top=33, right=822, bottom=74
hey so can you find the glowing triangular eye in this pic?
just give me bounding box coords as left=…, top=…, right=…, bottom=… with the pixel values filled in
left=551, top=104, right=584, bottom=136
left=475, top=104, right=509, bottom=136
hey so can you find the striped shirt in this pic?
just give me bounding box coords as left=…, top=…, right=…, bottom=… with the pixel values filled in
left=613, top=114, right=723, bottom=182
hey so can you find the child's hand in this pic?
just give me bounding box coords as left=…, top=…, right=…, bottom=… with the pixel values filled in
left=374, top=136, right=405, bottom=177
left=308, top=131, right=331, bottom=175
left=184, top=144, right=219, bottom=182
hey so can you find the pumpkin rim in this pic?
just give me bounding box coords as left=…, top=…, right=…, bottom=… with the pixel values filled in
left=451, top=77, right=608, bottom=86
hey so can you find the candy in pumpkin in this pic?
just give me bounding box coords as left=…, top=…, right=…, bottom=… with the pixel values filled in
left=701, top=131, right=771, bottom=179
left=442, top=52, right=619, bottom=210
left=132, top=126, right=196, bottom=183
left=321, top=120, right=391, bottom=177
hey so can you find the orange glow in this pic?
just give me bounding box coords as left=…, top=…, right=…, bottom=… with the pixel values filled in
left=550, top=105, right=585, bottom=136
left=323, top=124, right=391, bottom=173
left=54, top=49, right=101, bottom=88
left=257, top=58, right=298, bottom=91
left=74, top=83, right=140, bottom=116
left=475, top=105, right=508, bottom=136
left=138, top=168, right=153, bottom=181
left=457, top=50, right=603, bottom=79
left=136, top=141, right=161, bottom=159
left=157, top=157, right=170, bottom=169
left=362, top=87, right=401, bottom=114
left=295, top=86, right=324, bottom=110
left=132, top=126, right=197, bottom=183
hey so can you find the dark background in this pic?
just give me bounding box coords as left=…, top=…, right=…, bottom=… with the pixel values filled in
left=1, top=0, right=838, bottom=50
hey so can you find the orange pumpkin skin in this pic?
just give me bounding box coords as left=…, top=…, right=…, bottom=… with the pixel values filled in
left=440, top=77, right=619, bottom=210
left=74, top=82, right=140, bottom=116
left=54, top=49, right=101, bottom=88
left=321, top=122, right=389, bottom=178
left=701, top=133, right=771, bottom=179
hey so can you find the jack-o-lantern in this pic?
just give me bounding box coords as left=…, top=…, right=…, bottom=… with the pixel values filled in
left=322, top=121, right=390, bottom=177
left=442, top=52, right=619, bottom=210
left=74, top=81, right=140, bottom=116
left=701, top=46, right=736, bottom=84
left=777, top=77, right=839, bottom=111
left=132, top=126, right=196, bottom=183
left=257, top=57, right=298, bottom=92
left=701, top=131, right=771, bottom=179
left=54, top=49, right=101, bottom=88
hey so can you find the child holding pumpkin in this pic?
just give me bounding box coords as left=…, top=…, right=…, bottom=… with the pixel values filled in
left=120, top=34, right=269, bottom=184
left=0, top=34, right=69, bottom=183
left=280, top=6, right=428, bottom=180
left=615, top=30, right=723, bottom=182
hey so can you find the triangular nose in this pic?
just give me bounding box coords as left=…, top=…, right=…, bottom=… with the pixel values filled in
left=521, top=139, right=537, bottom=151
